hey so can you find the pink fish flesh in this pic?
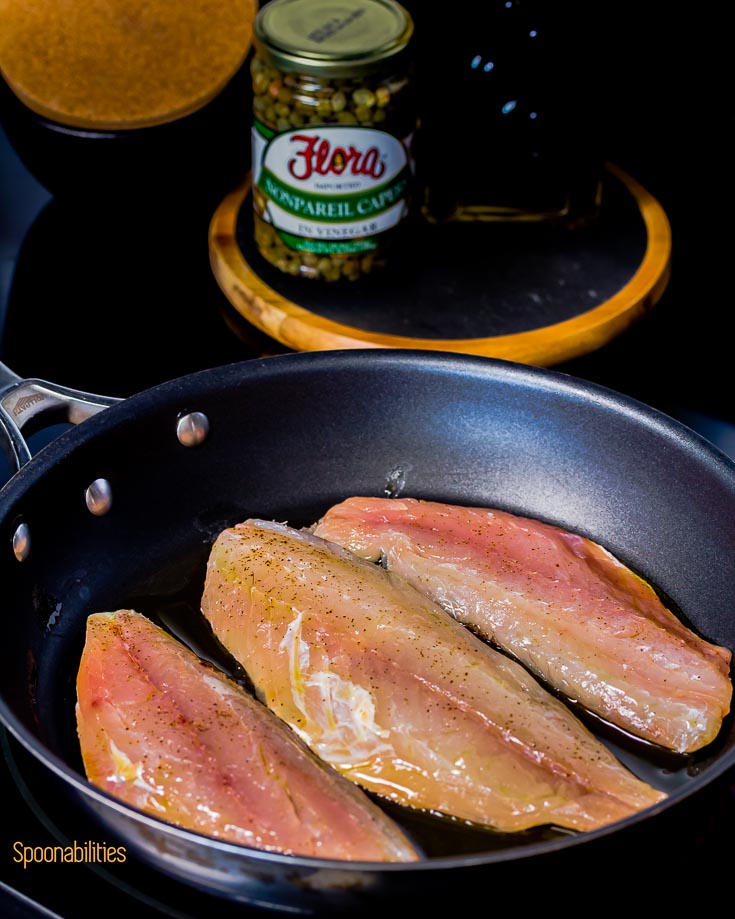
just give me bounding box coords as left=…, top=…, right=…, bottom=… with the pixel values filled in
left=312, top=497, right=733, bottom=754
left=200, top=519, right=667, bottom=834
left=76, top=609, right=420, bottom=861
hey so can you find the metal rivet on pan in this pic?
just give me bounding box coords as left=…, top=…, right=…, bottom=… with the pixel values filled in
left=12, top=522, right=30, bottom=562
left=176, top=411, right=210, bottom=447
left=86, top=478, right=113, bottom=516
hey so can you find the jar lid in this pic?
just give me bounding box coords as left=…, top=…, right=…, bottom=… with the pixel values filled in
left=254, top=0, right=413, bottom=77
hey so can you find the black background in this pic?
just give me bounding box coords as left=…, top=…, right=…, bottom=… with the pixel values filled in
left=1, top=0, right=732, bottom=422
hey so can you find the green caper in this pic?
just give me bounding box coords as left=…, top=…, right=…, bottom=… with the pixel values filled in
left=375, top=85, right=391, bottom=107
left=330, top=91, right=347, bottom=113
left=252, top=71, right=269, bottom=95
left=352, top=87, right=375, bottom=108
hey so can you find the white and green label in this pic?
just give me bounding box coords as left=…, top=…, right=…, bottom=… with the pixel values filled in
left=252, top=122, right=411, bottom=254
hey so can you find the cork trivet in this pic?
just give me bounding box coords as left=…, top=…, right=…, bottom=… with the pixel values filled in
left=0, top=0, right=256, bottom=129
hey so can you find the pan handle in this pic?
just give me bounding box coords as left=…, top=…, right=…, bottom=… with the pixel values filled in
left=0, top=360, right=120, bottom=473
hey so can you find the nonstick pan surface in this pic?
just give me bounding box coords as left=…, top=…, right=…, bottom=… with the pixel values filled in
left=0, top=349, right=733, bottom=913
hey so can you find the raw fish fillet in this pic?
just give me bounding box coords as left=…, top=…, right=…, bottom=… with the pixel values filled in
left=313, top=497, right=733, bottom=754
left=76, top=609, right=420, bottom=861
left=200, top=520, right=666, bottom=834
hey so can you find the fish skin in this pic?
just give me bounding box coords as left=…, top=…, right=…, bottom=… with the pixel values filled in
left=75, top=609, right=420, bottom=862
left=312, top=497, right=733, bottom=754
left=200, top=519, right=666, bottom=834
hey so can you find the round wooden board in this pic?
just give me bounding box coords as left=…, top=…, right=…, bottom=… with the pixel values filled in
left=208, top=162, right=671, bottom=365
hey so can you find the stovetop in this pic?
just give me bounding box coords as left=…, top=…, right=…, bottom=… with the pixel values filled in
left=2, top=11, right=735, bottom=911
left=1, top=729, right=284, bottom=918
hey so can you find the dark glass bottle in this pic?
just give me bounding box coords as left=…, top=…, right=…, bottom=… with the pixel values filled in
left=405, top=0, right=604, bottom=226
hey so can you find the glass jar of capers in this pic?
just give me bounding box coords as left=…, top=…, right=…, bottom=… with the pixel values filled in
left=250, top=0, right=416, bottom=282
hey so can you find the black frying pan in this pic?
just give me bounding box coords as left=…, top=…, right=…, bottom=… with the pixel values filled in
left=1, top=349, right=734, bottom=914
